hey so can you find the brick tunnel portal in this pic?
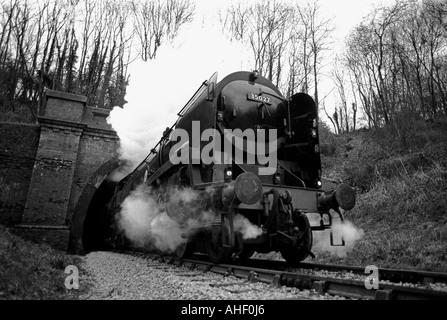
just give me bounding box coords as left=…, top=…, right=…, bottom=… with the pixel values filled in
left=68, top=158, right=122, bottom=255
left=82, top=177, right=118, bottom=253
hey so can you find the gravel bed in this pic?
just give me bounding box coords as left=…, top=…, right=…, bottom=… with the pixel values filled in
left=77, top=251, right=348, bottom=300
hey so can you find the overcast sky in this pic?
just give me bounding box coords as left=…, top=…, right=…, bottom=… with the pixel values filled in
left=109, top=0, right=391, bottom=165
left=123, top=0, right=388, bottom=120
left=128, top=0, right=388, bottom=95
left=192, top=0, right=386, bottom=46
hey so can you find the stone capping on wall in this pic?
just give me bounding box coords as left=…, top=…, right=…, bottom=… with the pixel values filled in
left=38, top=116, right=87, bottom=130
left=38, top=114, right=118, bottom=139
left=91, top=107, right=111, bottom=117
left=45, top=89, right=87, bottom=103
left=83, top=131, right=119, bottom=141
left=83, top=123, right=118, bottom=137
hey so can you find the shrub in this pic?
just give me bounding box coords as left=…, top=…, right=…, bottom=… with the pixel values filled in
left=340, top=135, right=389, bottom=191
left=318, top=120, right=338, bottom=156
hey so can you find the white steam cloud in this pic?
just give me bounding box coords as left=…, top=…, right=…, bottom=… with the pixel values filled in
left=118, top=184, right=182, bottom=252
left=233, top=214, right=263, bottom=240
left=309, top=214, right=364, bottom=258
left=117, top=184, right=213, bottom=252
left=117, top=184, right=264, bottom=253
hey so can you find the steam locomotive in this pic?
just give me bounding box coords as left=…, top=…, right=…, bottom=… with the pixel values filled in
left=107, top=71, right=356, bottom=264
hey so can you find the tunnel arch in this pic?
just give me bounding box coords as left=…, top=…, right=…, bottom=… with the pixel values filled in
left=68, top=157, right=120, bottom=254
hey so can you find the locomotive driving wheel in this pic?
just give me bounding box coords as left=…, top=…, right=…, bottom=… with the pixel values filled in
left=206, top=224, right=233, bottom=264
left=280, top=212, right=313, bottom=264
left=175, top=240, right=194, bottom=259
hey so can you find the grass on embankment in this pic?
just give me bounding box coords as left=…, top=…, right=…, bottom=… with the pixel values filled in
left=0, top=225, right=87, bottom=300
left=314, top=116, right=447, bottom=272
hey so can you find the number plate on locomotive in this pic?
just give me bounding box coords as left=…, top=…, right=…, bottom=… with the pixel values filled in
left=247, top=93, right=272, bottom=104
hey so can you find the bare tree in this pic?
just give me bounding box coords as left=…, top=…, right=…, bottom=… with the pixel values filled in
left=132, top=0, right=195, bottom=61
left=0, top=0, right=196, bottom=123
left=221, top=0, right=293, bottom=87
left=344, top=0, right=447, bottom=133
left=331, top=56, right=350, bottom=132
left=220, top=0, right=333, bottom=101
left=297, top=0, right=334, bottom=109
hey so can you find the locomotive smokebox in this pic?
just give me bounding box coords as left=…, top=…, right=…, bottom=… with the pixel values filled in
left=222, top=172, right=263, bottom=207
left=318, top=183, right=356, bottom=211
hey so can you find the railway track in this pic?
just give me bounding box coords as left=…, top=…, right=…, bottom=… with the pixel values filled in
left=120, top=250, right=447, bottom=300
left=236, top=258, right=447, bottom=289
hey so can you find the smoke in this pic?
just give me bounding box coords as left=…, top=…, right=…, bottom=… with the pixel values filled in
left=117, top=183, right=213, bottom=252
left=309, top=214, right=365, bottom=258
left=117, top=184, right=183, bottom=252
left=233, top=214, right=263, bottom=240
left=116, top=183, right=264, bottom=253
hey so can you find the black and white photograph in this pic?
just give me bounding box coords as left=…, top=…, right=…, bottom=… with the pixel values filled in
left=0, top=0, right=446, bottom=309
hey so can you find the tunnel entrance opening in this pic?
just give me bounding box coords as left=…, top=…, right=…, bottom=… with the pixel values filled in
left=68, top=158, right=121, bottom=255
left=82, top=178, right=117, bottom=253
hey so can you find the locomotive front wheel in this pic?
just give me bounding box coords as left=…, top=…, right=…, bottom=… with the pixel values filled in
left=280, top=213, right=313, bottom=264
left=175, top=240, right=194, bottom=259
left=206, top=225, right=233, bottom=264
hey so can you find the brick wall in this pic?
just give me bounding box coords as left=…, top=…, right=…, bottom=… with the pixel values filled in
left=1, top=90, right=119, bottom=252
left=0, top=123, right=40, bottom=225
left=67, top=132, right=119, bottom=224
left=21, top=124, right=83, bottom=225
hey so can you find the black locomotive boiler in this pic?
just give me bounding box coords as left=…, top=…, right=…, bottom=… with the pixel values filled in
left=107, top=71, right=356, bottom=264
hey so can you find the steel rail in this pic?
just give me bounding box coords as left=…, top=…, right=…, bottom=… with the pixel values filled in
left=120, top=251, right=447, bottom=300
left=236, top=258, right=447, bottom=285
